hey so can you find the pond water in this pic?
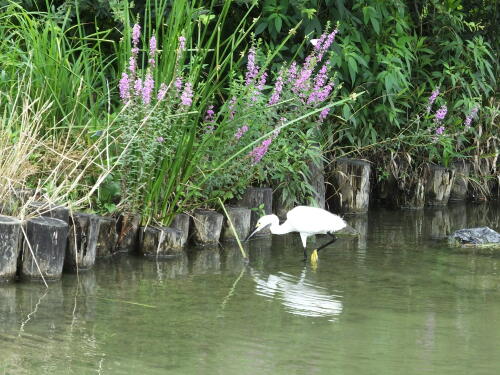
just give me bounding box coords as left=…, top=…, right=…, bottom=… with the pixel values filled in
left=1, top=203, right=500, bottom=375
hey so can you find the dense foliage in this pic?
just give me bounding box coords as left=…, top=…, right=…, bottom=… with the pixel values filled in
left=0, top=0, right=497, bottom=221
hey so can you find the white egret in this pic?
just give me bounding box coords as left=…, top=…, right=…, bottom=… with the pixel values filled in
left=245, top=206, right=347, bottom=262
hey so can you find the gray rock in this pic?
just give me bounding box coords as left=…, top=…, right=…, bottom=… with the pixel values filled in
left=449, top=227, right=500, bottom=246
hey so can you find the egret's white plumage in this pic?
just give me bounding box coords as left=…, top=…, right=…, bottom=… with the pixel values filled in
left=246, top=205, right=347, bottom=261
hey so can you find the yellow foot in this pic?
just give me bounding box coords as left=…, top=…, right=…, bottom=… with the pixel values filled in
left=310, top=249, right=319, bottom=264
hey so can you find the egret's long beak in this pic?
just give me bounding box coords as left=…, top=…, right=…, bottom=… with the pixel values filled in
left=244, top=223, right=270, bottom=242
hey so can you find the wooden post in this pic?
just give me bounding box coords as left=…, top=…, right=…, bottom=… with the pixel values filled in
left=308, top=159, right=326, bottom=209
left=65, top=213, right=100, bottom=272
left=425, top=164, right=456, bottom=206
left=328, top=158, right=371, bottom=213
left=115, top=213, right=141, bottom=253
left=450, top=160, right=470, bottom=201
left=27, top=201, right=70, bottom=223
left=221, top=207, right=251, bottom=242
left=0, top=215, right=22, bottom=282
left=139, top=226, right=183, bottom=258
left=171, top=213, right=190, bottom=248
left=95, top=216, right=118, bottom=258
left=21, top=217, right=68, bottom=281
left=192, top=210, right=224, bottom=246
left=237, top=187, right=273, bottom=236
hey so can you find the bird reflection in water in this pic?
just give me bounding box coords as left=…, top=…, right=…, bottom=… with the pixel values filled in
left=250, top=267, right=343, bottom=321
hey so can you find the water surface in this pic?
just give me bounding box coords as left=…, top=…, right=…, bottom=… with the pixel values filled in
left=1, top=203, right=499, bottom=374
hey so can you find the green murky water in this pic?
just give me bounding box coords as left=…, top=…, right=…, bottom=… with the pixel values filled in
left=1, top=203, right=500, bottom=374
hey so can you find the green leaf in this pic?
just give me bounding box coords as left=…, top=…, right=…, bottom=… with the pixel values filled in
left=274, top=16, right=282, bottom=33
left=255, top=22, right=268, bottom=35
left=370, top=17, right=380, bottom=34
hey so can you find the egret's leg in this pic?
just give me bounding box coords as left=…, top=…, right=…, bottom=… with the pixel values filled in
left=303, top=248, right=307, bottom=261
left=316, top=234, right=337, bottom=253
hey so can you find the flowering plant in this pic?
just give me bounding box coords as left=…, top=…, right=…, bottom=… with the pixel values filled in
left=194, top=25, right=351, bottom=208
left=422, top=86, right=479, bottom=168
left=116, top=24, right=195, bottom=214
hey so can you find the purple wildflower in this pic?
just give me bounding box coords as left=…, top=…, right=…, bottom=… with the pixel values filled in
left=245, top=46, right=259, bottom=85
left=142, top=73, right=154, bottom=105
left=156, top=136, right=165, bottom=143
left=134, top=78, right=143, bottom=97
left=228, top=96, right=237, bottom=120
left=249, top=138, right=272, bottom=164
left=174, top=77, right=183, bottom=91
left=269, top=71, right=284, bottom=105
left=132, top=24, right=141, bottom=47
left=178, top=35, right=186, bottom=52
left=157, top=83, right=168, bottom=101
left=180, top=82, right=193, bottom=107
left=319, top=108, right=330, bottom=122
left=288, top=62, right=298, bottom=84
left=119, top=72, right=130, bottom=102
left=426, top=87, right=440, bottom=113
left=204, top=105, right=215, bottom=122
left=308, top=64, right=329, bottom=104
left=128, top=56, right=136, bottom=74
left=149, top=35, right=157, bottom=67
left=234, top=125, right=249, bottom=140
left=464, top=107, right=479, bottom=127
left=434, top=104, right=448, bottom=123
left=435, top=126, right=445, bottom=135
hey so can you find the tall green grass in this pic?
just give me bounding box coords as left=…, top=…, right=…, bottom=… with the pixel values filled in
left=0, top=2, right=114, bottom=134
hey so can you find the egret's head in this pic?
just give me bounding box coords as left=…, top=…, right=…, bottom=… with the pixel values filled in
left=244, top=214, right=278, bottom=242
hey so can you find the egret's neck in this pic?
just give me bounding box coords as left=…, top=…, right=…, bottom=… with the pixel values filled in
left=270, top=218, right=292, bottom=235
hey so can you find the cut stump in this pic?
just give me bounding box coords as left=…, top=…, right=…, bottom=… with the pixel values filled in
left=65, top=213, right=100, bottom=272
left=139, top=226, right=183, bottom=258
left=221, top=207, right=251, bottom=242
left=21, top=217, right=68, bottom=281
left=0, top=215, right=22, bottom=282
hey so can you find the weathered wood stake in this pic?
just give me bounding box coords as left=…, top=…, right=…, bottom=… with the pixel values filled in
left=192, top=210, right=224, bottom=245
left=95, top=216, right=118, bottom=257
left=171, top=213, right=190, bottom=248
left=221, top=207, right=251, bottom=242
left=139, top=226, right=183, bottom=258
left=21, top=217, right=68, bottom=281
left=115, top=214, right=141, bottom=253
left=0, top=215, right=22, bottom=282
left=425, top=164, right=456, bottom=206
left=237, top=187, right=272, bottom=236
left=65, top=213, right=100, bottom=272
left=328, top=158, right=371, bottom=213
left=449, top=160, right=470, bottom=201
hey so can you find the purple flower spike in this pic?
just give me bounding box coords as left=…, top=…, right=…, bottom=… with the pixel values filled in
left=319, top=108, right=330, bottom=122
left=132, top=24, right=141, bottom=47
left=426, top=87, right=440, bottom=113
left=245, top=46, right=259, bottom=85
left=156, top=136, right=165, bottom=143
left=234, top=125, right=249, bottom=140
left=142, top=73, right=154, bottom=105
left=180, top=82, right=193, bottom=107
left=149, top=35, right=157, bottom=67
left=434, top=104, right=448, bottom=123
left=435, top=126, right=445, bottom=135
left=249, top=138, right=272, bottom=164
left=134, top=78, right=143, bottom=97
left=178, top=35, right=186, bottom=52
left=269, top=71, right=284, bottom=105
left=464, top=107, right=479, bottom=127
left=157, top=83, right=168, bottom=101
left=174, top=77, right=183, bottom=91
left=119, top=72, right=130, bottom=102
left=204, top=105, right=215, bottom=122
left=128, top=56, right=136, bottom=74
